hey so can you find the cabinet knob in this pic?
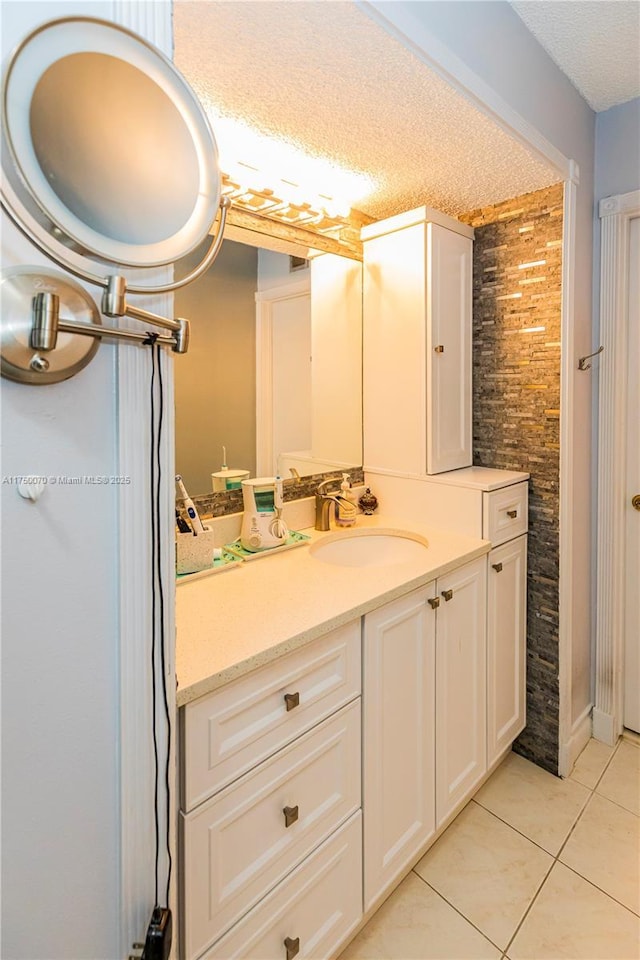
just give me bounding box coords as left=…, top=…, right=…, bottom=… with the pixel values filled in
left=434, top=344, right=445, bottom=354
left=492, top=562, right=503, bottom=573
left=284, top=937, right=300, bottom=960
left=441, top=589, right=454, bottom=602
left=632, top=494, right=640, bottom=511
left=283, top=805, right=299, bottom=828
left=284, top=691, right=300, bottom=712
left=506, top=509, right=518, bottom=519
left=427, top=596, right=440, bottom=609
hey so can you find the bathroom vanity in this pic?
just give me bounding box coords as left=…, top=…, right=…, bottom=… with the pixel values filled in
left=176, top=498, right=528, bottom=960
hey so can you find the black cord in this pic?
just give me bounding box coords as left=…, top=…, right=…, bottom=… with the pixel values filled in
left=149, top=344, right=160, bottom=907
left=154, top=344, right=173, bottom=906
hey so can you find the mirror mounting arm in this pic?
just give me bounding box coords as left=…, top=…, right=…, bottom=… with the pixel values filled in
left=126, top=197, right=231, bottom=296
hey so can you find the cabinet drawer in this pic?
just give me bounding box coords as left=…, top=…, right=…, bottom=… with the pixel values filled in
left=200, top=813, right=362, bottom=960
left=482, top=482, right=528, bottom=546
left=181, top=701, right=361, bottom=959
left=182, top=621, right=361, bottom=811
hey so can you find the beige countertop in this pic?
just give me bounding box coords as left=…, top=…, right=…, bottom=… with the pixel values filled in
left=175, top=515, right=490, bottom=707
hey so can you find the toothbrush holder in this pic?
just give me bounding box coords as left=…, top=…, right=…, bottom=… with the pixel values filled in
left=176, top=526, right=217, bottom=575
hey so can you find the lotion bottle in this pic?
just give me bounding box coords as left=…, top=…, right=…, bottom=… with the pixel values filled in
left=335, top=473, right=357, bottom=527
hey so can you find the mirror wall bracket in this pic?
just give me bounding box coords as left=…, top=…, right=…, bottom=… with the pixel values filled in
left=0, top=197, right=229, bottom=383
left=0, top=267, right=191, bottom=385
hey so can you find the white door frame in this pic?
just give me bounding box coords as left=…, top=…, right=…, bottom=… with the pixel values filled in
left=593, top=189, right=640, bottom=745
left=255, top=276, right=311, bottom=476
left=113, top=3, right=176, bottom=956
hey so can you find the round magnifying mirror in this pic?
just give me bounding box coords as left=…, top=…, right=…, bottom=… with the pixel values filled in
left=1, top=17, right=221, bottom=269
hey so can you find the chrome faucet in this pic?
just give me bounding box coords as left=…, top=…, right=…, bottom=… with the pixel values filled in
left=315, top=478, right=342, bottom=531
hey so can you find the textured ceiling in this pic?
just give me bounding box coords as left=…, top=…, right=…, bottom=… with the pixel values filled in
left=511, top=0, right=640, bottom=112
left=173, top=0, right=560, bottom=221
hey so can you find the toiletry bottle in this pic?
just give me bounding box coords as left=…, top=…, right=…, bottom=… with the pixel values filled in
left=335, top=474, right=357, bottom=527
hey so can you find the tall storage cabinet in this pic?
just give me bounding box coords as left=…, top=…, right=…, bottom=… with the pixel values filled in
left=362, top=206, right=474, bottom=476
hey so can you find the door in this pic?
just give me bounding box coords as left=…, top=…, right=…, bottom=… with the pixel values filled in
left=624, top=216, right=640, bottom=733
left=436, top=557, right=487, bottom=827
left=487, top=537, right=527, bottom=765
left=255, top=283, right=311, bottom=476
left=362, top=585, right=436, bottom=910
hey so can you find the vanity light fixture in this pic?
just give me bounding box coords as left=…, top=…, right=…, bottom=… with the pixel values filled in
left=0, top=16, right=229, bottom=384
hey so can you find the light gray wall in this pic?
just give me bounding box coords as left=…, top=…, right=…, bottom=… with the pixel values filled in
left=593, top=97, right=640, bottom=334
left=591, top=97, right=639, bottom=701
left=1, top=3, right=122, bottom=958
left=371, top=0, right=596, bottom=736
left=175, top=240, right=258, bottom=494
left=595, top=97, right=640, bottom=201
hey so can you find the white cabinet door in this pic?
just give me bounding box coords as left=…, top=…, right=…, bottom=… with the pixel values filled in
left=363, top=212, right=472, bottom=478
left=426, top=223, right=473, bottom=475
left=363, top=223, right=427, bottom=476
left=363, top=584, right=436, bottom=910
left=487, top=536, right=527, bottom=765
left=436, top=557, right=487, bottom=827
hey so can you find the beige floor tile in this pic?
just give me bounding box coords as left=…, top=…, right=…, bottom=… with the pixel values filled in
left=508, top=862, right=640, bottom=959
left=559, top=792, right=640, bottom=914
left=569, top=737, right=616, bottom=789
left=339, top=872, right=501, bottom=960
left=623, top=728, right=640, bottom=747
left=474, top=752, right=590, bottom=854
left=414, top=801, right=552, bottom=950
left=596, top=740, right=640, bottom=815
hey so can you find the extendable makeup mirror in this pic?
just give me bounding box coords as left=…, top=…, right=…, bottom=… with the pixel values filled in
left=0, top=16, right=230, bottom=384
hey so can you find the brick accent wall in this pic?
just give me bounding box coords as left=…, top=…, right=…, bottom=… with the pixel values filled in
left=462, top=184, right=563, bottom=774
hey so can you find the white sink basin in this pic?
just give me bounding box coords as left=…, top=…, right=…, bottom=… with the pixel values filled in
left=309, top=528, right=429, bottom=567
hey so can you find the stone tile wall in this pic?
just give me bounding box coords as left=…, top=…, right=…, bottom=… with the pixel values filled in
left=180, top=467, right=365, bottom=519
left=462, top=184, right=563, bottom=774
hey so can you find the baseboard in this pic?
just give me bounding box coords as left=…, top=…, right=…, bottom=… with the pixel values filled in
left=559, top=704, right=592, bottom=777
left=592, top=707, right=619, bottom=746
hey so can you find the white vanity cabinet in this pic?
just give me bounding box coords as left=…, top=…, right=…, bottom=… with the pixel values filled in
left=363, top=555, right=486, bottom=910
left=362, top=206, right=474, bottom=477
left=179, top=620, right=363, bottom=960
left=368, top=467, right=530, bottom=776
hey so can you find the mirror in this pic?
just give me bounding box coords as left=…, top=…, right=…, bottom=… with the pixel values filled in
left=2, top=16, right=220, bottom=269
left=174, top=235, right=363, bottom=498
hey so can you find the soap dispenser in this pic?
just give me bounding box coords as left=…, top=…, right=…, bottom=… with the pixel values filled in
left=335, top=473, right=357, bottom=528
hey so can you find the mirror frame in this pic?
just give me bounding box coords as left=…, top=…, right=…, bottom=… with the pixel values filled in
left=1, top=16, right=221, bottom=269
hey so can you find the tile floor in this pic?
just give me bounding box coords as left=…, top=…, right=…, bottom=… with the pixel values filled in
left=340, top=732, right=640, bottom=960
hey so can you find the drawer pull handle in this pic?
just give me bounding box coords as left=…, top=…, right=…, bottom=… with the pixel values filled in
left=427, top=596, right=440, bottom=609
left=284, top=937, right=300, bottom=960
left=441, top=589, right=454, bottom=602
left=284, top=691, right=300, bottom=712
left=492, top=562, right=503, bottom=573
left=434, top=344, right=445, bottom=354
left=506, top=509, right=518, bottom=519
left=283, top=805, right=299, bottom=828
